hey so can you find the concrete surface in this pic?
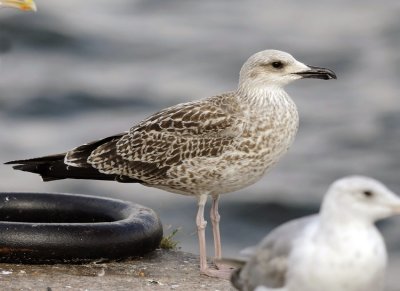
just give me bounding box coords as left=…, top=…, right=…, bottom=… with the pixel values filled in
left=0, top=250, right=234, bottom=291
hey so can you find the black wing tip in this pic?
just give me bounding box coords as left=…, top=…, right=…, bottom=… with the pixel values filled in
left=6, top=158, right=142, bottom=183
left=4, top=160, right=36, bottom=166
left=4, top=160, right=20, bottom=165
left=4, top=153, right=66, bottom=165
left=42, top=176, right=62, bottom=182
left=10, top=164, right=27, bottom=170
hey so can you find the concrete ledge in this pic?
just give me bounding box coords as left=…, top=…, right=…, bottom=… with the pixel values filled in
left=0, top=250, right=234, bottom=290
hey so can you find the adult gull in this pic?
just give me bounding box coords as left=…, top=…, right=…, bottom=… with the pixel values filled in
left=231, top=176, right=400, bottom=290
left=6, top=50, right=336, bottom=278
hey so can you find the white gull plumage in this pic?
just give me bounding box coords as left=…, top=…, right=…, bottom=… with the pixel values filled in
left=231, top=176, right=400, bottom=290
left=6, top=50, right=336, bottom=278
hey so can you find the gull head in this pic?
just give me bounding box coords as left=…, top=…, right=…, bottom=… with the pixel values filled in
left=238, top=49, right=336, bottom=91
left=323, top=176, right=400, bottom=222
left=0, top=0, right=37, bottom=11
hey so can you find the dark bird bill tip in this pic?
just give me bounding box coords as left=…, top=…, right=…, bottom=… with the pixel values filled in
left=295, top=65, right=337, bottom=80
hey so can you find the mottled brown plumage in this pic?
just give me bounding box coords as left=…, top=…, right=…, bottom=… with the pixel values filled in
left=6, top=50, right=336, bottom=278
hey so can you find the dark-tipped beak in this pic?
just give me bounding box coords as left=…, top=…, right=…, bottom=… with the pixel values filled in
left=295, top=65, right=337, bottom=80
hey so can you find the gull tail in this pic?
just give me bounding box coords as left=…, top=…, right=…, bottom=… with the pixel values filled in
left=5, top=153, right=68, bottom=181
left=5, top=153, right=136, bottom=182
left=5, top=133, right=140, bottom=183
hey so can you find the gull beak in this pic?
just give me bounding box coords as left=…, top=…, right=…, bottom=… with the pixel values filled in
left=387, top=192, right=400, bottom=214
left=1, top=0, right=37, bottom=11
left=392, top=206, right=400, bottom=214
left=390, top=201, right=400, bottom=215
left=295, top=65, right=337, bottom=80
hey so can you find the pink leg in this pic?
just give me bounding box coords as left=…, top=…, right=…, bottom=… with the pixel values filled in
left=210, top=195, right=236, bottom=275
left=196, top=194, right=232, bottom=279
left=210, top=195, right=222, bottom=259
left=196, top=194, right=208, bottom=272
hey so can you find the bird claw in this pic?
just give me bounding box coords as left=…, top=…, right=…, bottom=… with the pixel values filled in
left=200, top=262, right=236, bottom=280
left=200, top=267, right=233, bottom=280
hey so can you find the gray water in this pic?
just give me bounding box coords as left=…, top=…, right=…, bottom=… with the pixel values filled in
left=1, top=1, right=400, bottom=289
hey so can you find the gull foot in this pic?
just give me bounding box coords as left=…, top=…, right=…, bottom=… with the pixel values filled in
left=200, top=266, right=234, bottom=280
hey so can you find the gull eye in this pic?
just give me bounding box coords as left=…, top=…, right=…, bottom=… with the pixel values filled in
left=271, top=61, right=284, bottom=69
left=363, top=190, right=374, bottom=198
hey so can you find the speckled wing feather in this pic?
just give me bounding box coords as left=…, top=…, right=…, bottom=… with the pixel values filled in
left=232, top=216, right=316, bottom=290
left=65, top=133, right=125, bottom=168
left=86, top=93, right=243, bottom=184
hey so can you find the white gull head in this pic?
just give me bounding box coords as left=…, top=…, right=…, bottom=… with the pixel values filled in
left=238, top=49, right=336, bottom=92
left=322, top=175, right=400, bottom=222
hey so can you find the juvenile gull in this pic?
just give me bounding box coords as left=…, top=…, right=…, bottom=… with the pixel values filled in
left=0, top=0, right=36, bottom=11
left=231, top=176, right=400, bottom=291
left=6, top=50, right=336, bottom=278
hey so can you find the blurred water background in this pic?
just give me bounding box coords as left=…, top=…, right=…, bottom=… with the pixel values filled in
left=0, top=0, right=399, bottom=288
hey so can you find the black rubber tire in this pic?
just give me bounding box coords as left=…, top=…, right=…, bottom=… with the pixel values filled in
left=0, top=192, right=163, bottom=264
